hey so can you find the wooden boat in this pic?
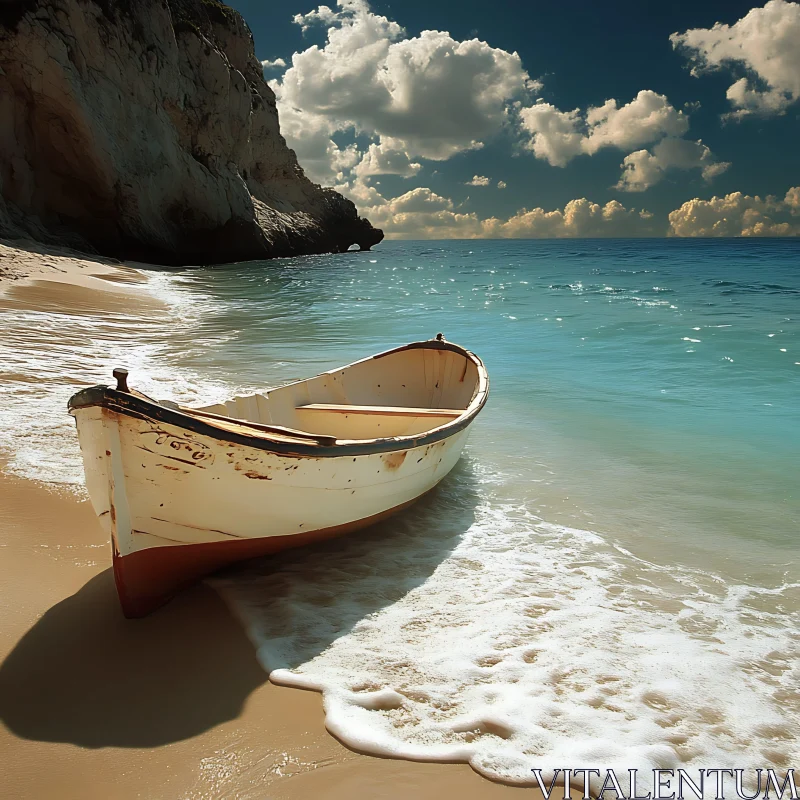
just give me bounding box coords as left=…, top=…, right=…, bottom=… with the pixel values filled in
left=68, top=335, right=488, bottom=617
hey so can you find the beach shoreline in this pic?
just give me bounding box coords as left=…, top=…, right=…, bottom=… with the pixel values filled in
left=2, top=238, right=796, bottom=796
left=0, top=241, right=538, bottom=799
left=0, top=470, right=544, bottom=798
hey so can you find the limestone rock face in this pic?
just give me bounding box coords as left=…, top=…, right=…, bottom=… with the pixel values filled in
left=0, top=0, right=383, bottom=264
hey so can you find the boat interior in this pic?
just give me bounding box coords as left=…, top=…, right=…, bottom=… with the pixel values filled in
left=191, top=343, right=484, bottom=441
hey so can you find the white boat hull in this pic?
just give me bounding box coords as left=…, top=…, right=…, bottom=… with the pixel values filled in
left=69, top=338, right=488, bottom=616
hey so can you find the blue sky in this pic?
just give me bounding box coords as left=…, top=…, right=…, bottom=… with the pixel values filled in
left=228, top=0, right=800, bottom=237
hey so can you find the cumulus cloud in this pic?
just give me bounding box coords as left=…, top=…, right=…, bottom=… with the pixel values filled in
left=352, top=141, right=421, bottom=179
left=261, top=57, right=287, bottom=70
left=275, top=103, right=361, bottom=183
left=517, top=90, right=731, bottom=191
left=274, top=0, right=535, bottom=183
left=584, top=92, right=690, bottom=153
left=358, top=187, right=484, bottom=238
left=668, top=186, right=800, bottom=236
left=519, top=90, right=689, bottom=167
left=785, top=185, right=800, bottom=213
left=336, top=175, right=386, bottom=208
left=466, top=175, right=491, bottom=186
left=497, top=180, right=507, bottom=189
left=616, top=138, right=730, bottom=192
left=292, top=4, right=341, bottom=30
left=345, top=180, right=659, bottom=239
left=671, top=0, right=800, bottom=117
left=484, top=199, right=658, bottom=238
left=518, top=105, right=584, bottom=166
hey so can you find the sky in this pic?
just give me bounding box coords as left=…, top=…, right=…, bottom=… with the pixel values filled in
left=227, top=0, right=800, bottom=238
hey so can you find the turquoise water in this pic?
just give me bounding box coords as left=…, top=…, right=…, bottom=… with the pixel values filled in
left=1, top=238, right=798, bottom=783
left=173, top=238, right=799, bottom=578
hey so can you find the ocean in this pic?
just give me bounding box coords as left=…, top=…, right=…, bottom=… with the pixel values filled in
left=1, top=238, right=798, bottom=785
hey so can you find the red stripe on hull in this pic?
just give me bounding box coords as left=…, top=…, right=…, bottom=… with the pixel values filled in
left=113, top=498, right=419, bottom=618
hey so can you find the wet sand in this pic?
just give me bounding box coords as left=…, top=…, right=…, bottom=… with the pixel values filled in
left=0, top=242, right=540, bottom=799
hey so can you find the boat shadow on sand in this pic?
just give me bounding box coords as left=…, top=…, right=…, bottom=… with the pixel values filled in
left=0, top=459, right=480, bottom=748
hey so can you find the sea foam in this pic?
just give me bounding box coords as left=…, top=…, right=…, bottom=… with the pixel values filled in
left=213, top=462, right=800, bottom=787
left=0, top=272, right=251, bottom=486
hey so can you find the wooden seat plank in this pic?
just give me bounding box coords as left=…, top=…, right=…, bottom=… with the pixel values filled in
left=296, top=403, right=463, bottom=418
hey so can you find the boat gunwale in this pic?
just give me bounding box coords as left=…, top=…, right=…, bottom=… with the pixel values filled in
left=67, top=339, right=489, bottom=458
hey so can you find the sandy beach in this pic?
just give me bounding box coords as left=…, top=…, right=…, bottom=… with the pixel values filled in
left=3, top=0, right=798, bottom=789
left=0, top=241, right=538, bottom=799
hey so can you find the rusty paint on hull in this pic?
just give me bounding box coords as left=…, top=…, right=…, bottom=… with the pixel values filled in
left=382, top=450, right=407, bottom=470
left=69, top=338, right=489, bottom=618
left=114, top=495, right=422, bottom=618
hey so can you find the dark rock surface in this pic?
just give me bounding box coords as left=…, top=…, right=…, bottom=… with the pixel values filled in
left=0, top=0, right=383, bottom=264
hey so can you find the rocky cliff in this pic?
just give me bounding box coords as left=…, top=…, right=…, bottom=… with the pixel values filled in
left=0, top=0, right=383, bottom=264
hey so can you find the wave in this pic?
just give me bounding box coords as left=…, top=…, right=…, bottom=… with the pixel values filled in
left=213, top=466, right=799, bottom=786
left=0, top=273, right=250, bottom=485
